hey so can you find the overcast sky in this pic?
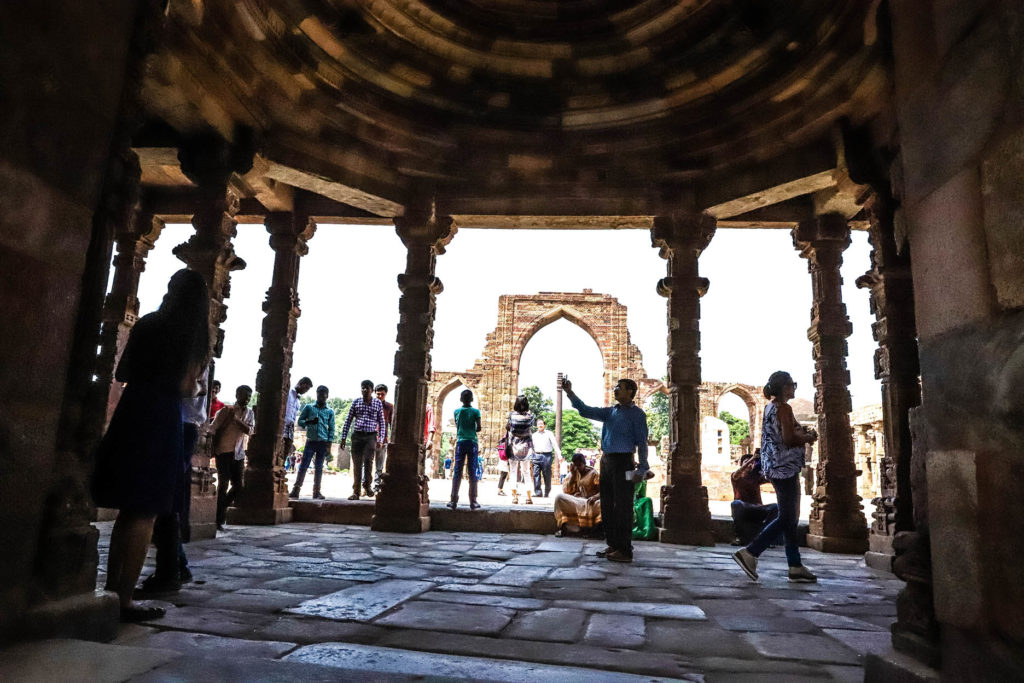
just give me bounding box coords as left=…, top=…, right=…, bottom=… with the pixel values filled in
left=132, top=222, right=879, bottom=422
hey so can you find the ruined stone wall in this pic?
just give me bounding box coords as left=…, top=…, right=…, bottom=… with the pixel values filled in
left=428, top=292, right=765, bottom=475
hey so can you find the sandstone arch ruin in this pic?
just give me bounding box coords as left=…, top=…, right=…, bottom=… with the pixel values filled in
left=428, top=291, right=763, bottom=466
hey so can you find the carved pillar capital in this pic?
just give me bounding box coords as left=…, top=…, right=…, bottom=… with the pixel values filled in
left=651, top=212, right=716, bottom=258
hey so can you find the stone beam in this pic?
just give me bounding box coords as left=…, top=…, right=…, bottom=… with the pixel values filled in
left=706, top=170, right=836, bottom=219
left=261, top=160, right=404, bottom=217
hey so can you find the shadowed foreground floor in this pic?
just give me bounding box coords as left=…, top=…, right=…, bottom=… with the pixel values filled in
left=1, top=522, right=901, bottom=681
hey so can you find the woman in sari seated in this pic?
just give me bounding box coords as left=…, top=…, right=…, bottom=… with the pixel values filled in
left=553, top=454, right=600, bottom=536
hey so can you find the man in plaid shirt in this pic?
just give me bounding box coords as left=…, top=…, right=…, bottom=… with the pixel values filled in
left=341, top=379, right=387, bottom=500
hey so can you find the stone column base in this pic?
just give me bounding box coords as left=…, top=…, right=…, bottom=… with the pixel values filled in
left=864, top=647, right=939, bottom=683
left=865, top=533, right=895, bottom=571
left=659, top=526, right=716, bottom=546
left=806, top=533, right=869, bottom=554
left=227, top=505, right=293, bottom=525
left=370, top=512, right=430, bottom=533
left=20, top=590, right=119, bottom=643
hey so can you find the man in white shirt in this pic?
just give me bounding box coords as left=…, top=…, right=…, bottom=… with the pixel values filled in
left=283, top=377, right=312, bottom=472
left=531, top=418, right=561, bottom=498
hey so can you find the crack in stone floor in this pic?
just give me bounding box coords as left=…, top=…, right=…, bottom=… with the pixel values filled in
left=4, top=522, right=900, bottom=681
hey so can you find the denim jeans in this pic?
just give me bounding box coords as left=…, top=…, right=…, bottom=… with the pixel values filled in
left=350, top=431, right=377, bottom=494
left=449, top=440, right=479, bottom=504
left=293, top=439, right=328, bottom=494
left=730, top=500, right=781, bottom=546
left=531, top=453, right=553, bottom=496
left=746, top=474, right=802, bottom=566
left=600, top=453, right=636, bottom=554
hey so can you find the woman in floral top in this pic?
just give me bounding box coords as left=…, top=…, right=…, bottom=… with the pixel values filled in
left=732, top=371, right=819, bottom=583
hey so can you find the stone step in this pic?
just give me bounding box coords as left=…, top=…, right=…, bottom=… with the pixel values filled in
left=289, top=499, right=809, bottom=543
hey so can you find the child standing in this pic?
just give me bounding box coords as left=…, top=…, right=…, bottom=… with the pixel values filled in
left=447, top=389, right=482, bottom=510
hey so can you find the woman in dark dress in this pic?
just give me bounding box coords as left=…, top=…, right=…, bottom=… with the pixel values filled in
left=93, top=269, right=209, bottom=621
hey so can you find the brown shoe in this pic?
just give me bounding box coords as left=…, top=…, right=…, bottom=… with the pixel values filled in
left=606, top=550, right=633, bottom=563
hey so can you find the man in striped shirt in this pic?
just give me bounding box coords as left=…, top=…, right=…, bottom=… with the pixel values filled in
left=341, top=380, right=387, bottom=500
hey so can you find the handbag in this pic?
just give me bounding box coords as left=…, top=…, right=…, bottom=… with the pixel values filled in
left=498, top=441, right=508, bottom=461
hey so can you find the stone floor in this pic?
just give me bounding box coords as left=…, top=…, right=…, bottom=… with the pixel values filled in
left=3, top=522, right=901, bottom=682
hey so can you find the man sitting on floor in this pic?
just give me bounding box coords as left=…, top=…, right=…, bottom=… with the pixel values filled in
left=730, top=451, right=780, bottom=545
left=553, top=453, right=601, bottom=537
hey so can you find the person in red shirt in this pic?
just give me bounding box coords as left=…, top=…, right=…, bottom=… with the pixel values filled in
left=730, top=450, right=780, bottom=546
left=209, top=380, right=225, bottom=418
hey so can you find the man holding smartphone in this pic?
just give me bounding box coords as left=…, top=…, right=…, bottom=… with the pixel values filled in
left=290, top=385, right=335, bottom=500
left=562, top=376, right=648, bottom=563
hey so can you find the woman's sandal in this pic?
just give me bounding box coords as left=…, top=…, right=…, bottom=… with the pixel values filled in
left=120, top=604, right=166, bottom=623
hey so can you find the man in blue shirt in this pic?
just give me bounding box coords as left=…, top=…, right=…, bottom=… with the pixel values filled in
left=290, top=385, right=335, bottom=500
left=563, top=376, right=648, bottom=563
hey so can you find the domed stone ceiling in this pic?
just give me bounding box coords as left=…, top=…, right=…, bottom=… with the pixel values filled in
left=142, top=0, right=887, bottom=216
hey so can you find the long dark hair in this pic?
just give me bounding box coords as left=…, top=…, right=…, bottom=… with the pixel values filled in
left=763, top=370, right=792, bottom=399
left=160, top=269, right=210, bottom=375
left=513, top=394, right=530, bottom=413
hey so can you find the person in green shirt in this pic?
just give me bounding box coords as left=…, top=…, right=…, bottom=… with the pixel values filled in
left=447, top=389, right=482, bottom=510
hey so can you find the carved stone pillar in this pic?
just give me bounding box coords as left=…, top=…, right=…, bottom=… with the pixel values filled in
left=651, top=212, right=716, bottom=546
left=793, top=214, right=868, bottom=553
left=371, top=210, right=456, bottom=533
left=96, top=206, right=165, bottom=425
left=230, top=212, right=315, bottom=525
left=855, top=192, right=921, bottom=571
left=173, top=133, right=253, bottom=540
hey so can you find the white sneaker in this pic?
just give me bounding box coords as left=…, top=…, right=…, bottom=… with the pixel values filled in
left=732, top=548, right=759, bottom=582
left=788, top=565, right=818, bottom=583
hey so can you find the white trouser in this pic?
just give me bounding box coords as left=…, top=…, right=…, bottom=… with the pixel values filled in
left=508, top=459, right=529, bottom=494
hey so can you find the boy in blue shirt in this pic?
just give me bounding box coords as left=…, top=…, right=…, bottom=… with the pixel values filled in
left=447, top=389, right=482, bottom=510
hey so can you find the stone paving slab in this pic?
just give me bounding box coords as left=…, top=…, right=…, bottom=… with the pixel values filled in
left=375, top=600, right=514, bottom=635
left=142, top=606, right=274, bottom=639
left=0, top=639, right=179, bottom=682
left=742, top=632, right=861, bottom=665
left=418, top=590, right=547, bottom=610
left=287, top=579, right=433, bottom=621
left=714, top=615, right=818, bottom=633
left=505, top=607, right=587, bottom=642
left=125, top=630, right=297, bottom=659
left=286, top=642, right=702, bottom=681
left=584, top=612, right=646, bottom=648
left=84, top=521, right=901, bottom=681
left=379, top=630, right=702, bottom=680
left=552, top=599, right=706, bottom=620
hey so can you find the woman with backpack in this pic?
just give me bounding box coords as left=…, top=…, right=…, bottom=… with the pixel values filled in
left=505, top=394, right=536, bottom=505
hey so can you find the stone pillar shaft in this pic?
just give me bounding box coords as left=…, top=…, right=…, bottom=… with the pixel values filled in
left=651, top=213, right=715, bottom=546
left=173, top=136, right=253, bottom=540
left=231, top=212, right=315, bottom=525
left=96, top=206, right=165, bottom=424
left=793, top=214, right=868, bottom=553
left=371, top=211, right=456, bottom=533
left=855, top=193, right=921, bottom=571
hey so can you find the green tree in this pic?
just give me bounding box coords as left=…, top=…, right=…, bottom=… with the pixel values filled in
left=646, top=390, right=669, bottom=443
left=440, top=431, right=454, bottom=459
left=520, top=385, right=553, bottom=415
left=559, top=409, right=599, bottom=458
left=719, top=410, right=750, bottom=446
